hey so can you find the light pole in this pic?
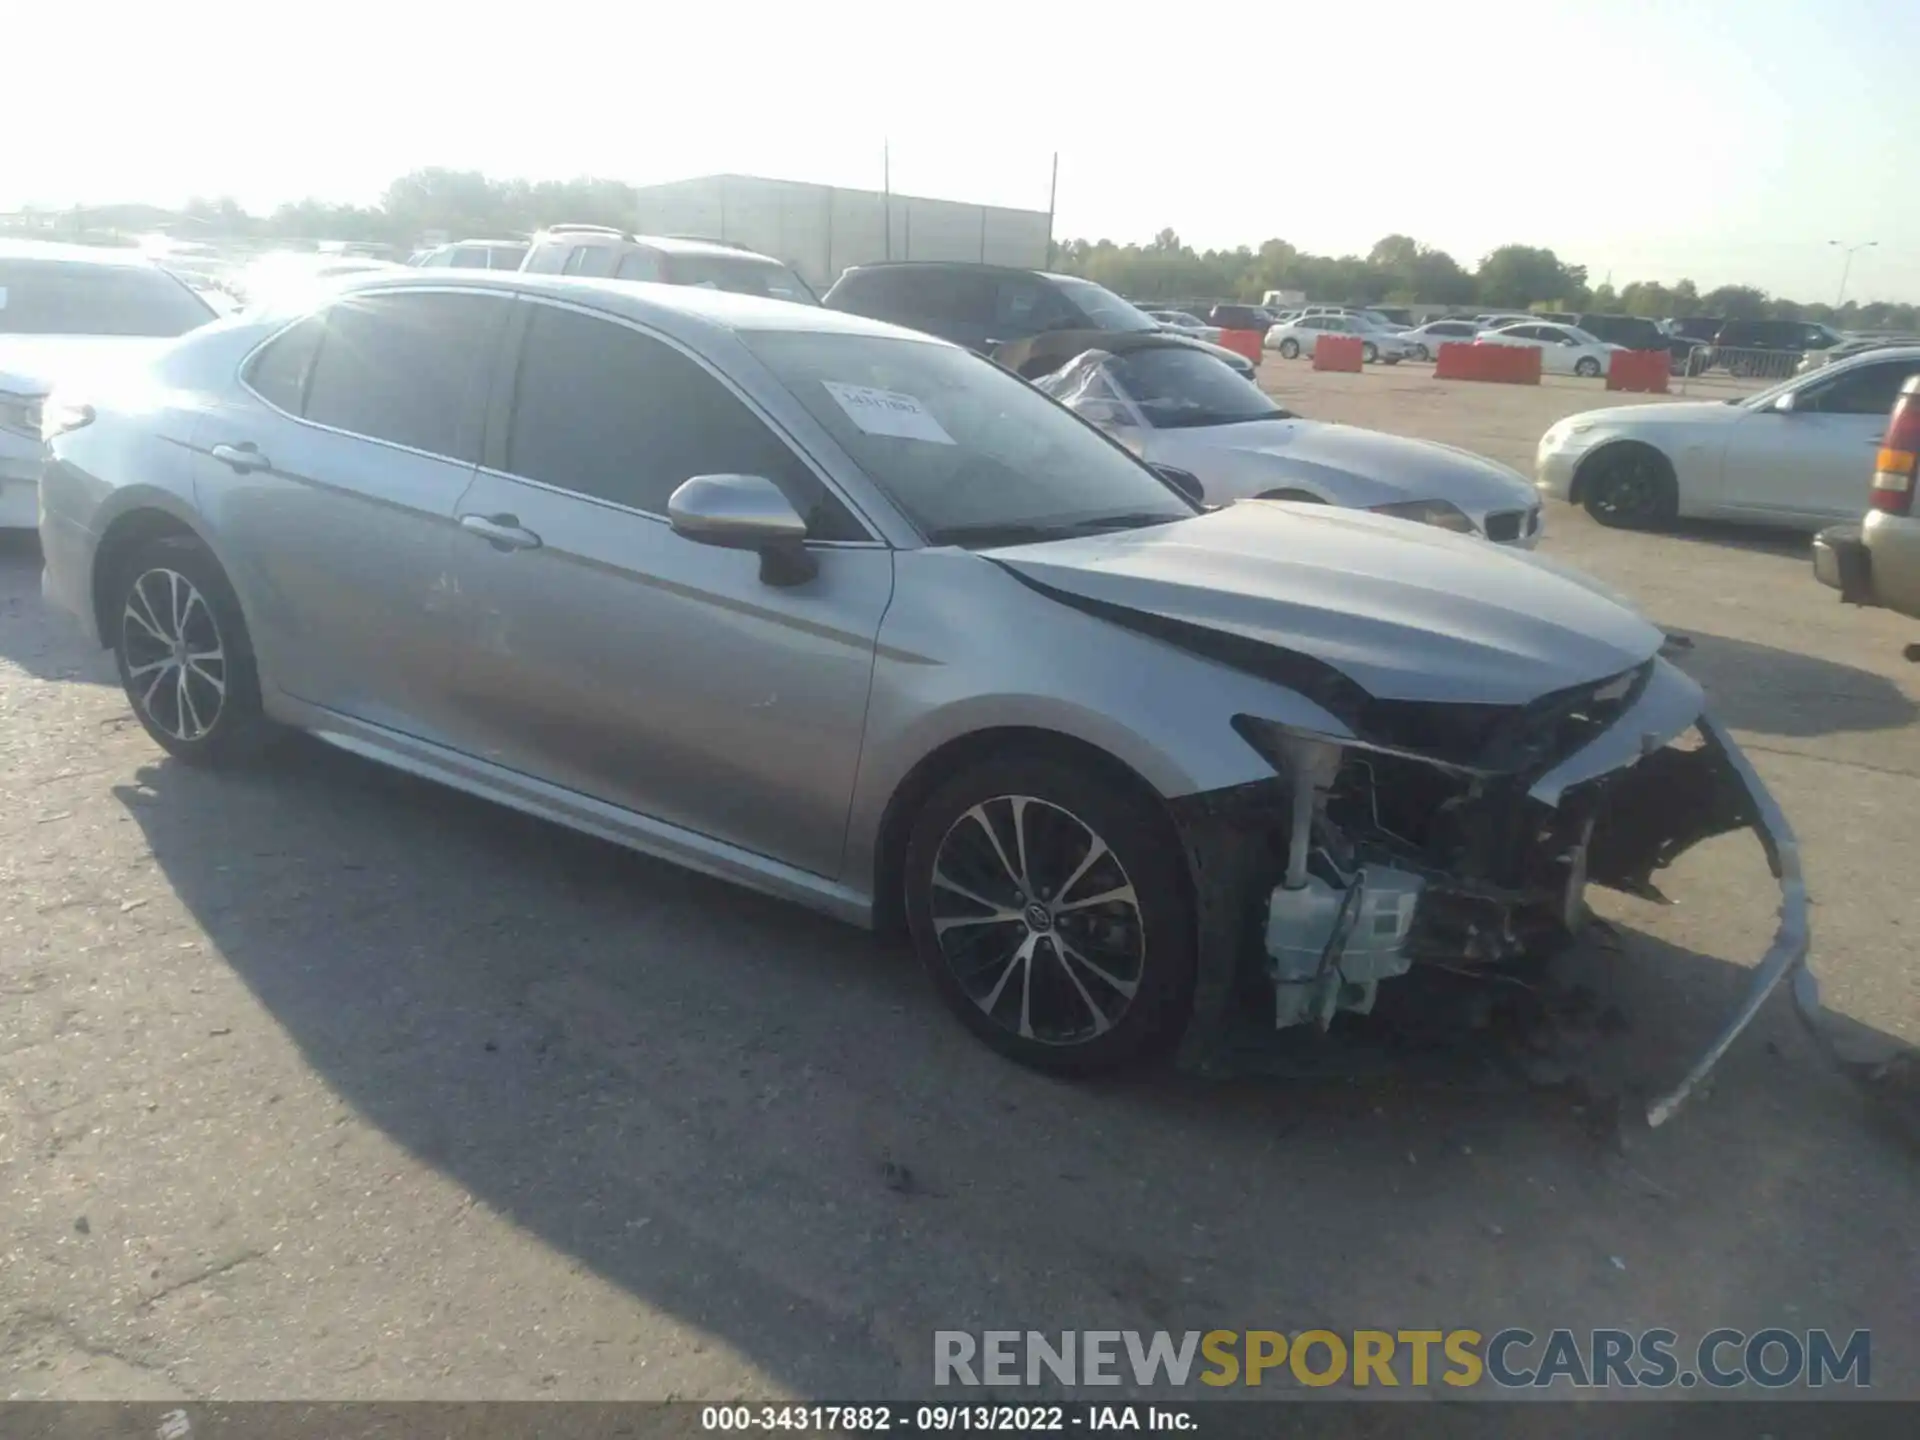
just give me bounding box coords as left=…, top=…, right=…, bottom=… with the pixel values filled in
left=1829, top=239, right=1877, bottom=308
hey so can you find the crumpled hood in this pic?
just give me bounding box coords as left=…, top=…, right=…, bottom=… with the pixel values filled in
left=990, top=501, right=1665, bottom=706
left=0, top=335, right=172, bottom=397
left=1187, top=419, right=1538, bottom=511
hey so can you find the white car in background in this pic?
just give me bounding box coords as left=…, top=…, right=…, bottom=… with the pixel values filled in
left=0, top=240, right=218, bottom=528
left=1537, top=344, right=1920, bottom=529
left=1039, top=339, right=1543, bottom=544
left=1264, top=313, right=1418, bottom=364
left=1477, top=321, right=1623, bottom=378
left=1400, top=318, right=1484, bottom=361
left=1144, top=310, right=1223, bottom=342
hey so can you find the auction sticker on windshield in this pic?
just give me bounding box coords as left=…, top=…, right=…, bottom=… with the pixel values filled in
left=823, top=381, right=955, bottom=444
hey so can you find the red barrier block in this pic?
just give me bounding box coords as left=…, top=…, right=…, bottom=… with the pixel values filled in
left=1313, top=334, right=1365, bottom=373
left=1434, top=341, right=1541, bottom=385
left=1607, top=348, right=1671, bottom=393
left=1215, top=328, right=1264, bottom=364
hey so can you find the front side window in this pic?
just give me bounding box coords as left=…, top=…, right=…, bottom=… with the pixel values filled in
left=742, top=330, right=1195, bottom=545
left=563, top=245, right=618, bottom=278
left=504, top=303, right=862, bottom=539
left=299, top=290, right=510, bottom=459
left=616, top=249, right=664, bottom=283
left=1806, top=360, right=1920, bottom=416
left=1045, top=276, right=1160, bottom=334
left=0, top=259, right=214, bottom=337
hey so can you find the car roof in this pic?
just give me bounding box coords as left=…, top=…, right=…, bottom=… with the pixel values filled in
left=535, top=229, right=789, bottom=264
left=836, top=259, right=1083, bottom=284
left=322, top=268, right=945, bottom=344
left=0, top=238, right=164, bottom=270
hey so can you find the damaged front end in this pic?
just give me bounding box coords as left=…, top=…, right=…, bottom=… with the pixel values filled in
left=1172, top=656, right=1815, bottom=1127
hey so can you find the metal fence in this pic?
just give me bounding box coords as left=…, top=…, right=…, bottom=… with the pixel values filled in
left=1666, top=343, right=1808, bottom=396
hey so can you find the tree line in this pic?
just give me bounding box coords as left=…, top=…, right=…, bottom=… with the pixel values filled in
left=1053, top=229, right=1915, bottom=332
left=25, top=168, right=1913, bottom=331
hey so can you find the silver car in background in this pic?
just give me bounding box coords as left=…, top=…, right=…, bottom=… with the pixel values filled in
left=38, top=271, right=1812, bottom=1121
left=1036, top=340, right=1543, bottom=544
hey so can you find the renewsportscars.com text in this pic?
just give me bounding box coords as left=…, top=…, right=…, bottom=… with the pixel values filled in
left=933, top=1328, right=1871, bottom=1391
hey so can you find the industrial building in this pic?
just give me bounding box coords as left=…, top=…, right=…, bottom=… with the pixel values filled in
left=628, top=174, right=1052, bottom=292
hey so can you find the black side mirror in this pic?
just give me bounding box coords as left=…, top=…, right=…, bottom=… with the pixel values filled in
left=1150, top=463, right=1206, bottom=505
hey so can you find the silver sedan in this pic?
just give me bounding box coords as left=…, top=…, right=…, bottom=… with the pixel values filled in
left=37, top=271, right=1812, bottom=1118
left=1036, top=342, right=1542, bottom=545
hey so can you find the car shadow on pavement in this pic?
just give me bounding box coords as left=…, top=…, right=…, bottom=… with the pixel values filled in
left=1657, top=519, right=1810, bottom=560
left=110, top=740, right=1920, bottom=1400
left=1665, top=629, right=1916, bottom=738
left=0, top=531, right=114, bottom=686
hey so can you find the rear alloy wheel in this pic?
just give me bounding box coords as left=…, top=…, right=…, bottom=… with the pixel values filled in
left=1575, top=356, right=1602, bottom=378
left=113, top=536, right=273, bottom=764
left=1362, top=342, right=1379, bottom=364
left=1279, top=338, right=1301, bottom=359
left=1581, top=446, right=1678, bottom=530
left=1412, top=344, right=1431, bottom=362
left=904, top=755, right=1195, bottom=1075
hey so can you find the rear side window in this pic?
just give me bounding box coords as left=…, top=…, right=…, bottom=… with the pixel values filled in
left=244, top=316, right=324, bottom=413
left=521, top=242, right=566, bottom=274
left=0, top=259, right=214, bottom=337
left=503, top=303, right=863, bottom=540
left=298, top=291, right=510, bottom=460
left=659, top=252, right=816, bottom=304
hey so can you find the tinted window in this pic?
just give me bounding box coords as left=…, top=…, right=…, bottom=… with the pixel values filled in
left=450, top=248, right=489, bottom=268
left=522, top=242, right=567, bottom=275
left=563, top=245, right=618, bottom=278
left=616, top=249, right=664, bottom=282
left=992, top=275, right=1076, bottom=335
left=1808, top=360, right=1920, bottom=416
left=0, top=259, right=214, bottom=337
left=244, top=316, right=324, bottom=413
left=505, top=304, right=862, bottom=539
left=1046, top=275, right=1159, bottom=333
left=302, top=291, right=508, bottom=459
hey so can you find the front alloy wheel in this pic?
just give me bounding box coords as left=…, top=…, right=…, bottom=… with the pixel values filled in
left=1278, top=338, right=1301, bottom=359
left=904, top=755, right=1196, bottom=1073
left=1362, top=342, right=1379, bottom=364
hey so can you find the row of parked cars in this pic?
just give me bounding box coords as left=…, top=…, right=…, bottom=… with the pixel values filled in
left=12, top=229, right=1808, bottom=1118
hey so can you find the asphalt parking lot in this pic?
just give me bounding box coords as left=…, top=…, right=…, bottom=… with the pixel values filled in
left=3, top=362, right=1918, bottom=1406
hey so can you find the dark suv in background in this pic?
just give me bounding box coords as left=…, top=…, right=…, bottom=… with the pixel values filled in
left=1707, top=318, right=1845, bottom=377
left=519, top=225, right=818, bottom=304
left=822, top=261, right=1257, bottom=379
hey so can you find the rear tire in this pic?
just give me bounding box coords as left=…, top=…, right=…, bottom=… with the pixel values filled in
left=1279, top=338, right=1301, bottom=359
left=1412, top=344, right=1430, bottom=362
left=1362, top=342, right=1379, bottom=364
left=1575, top=356, right=1602, bottom=378
left=903, top=753, right=1196, bottom=1075
left=1580, top=446, right=1678, bottom=530
left=110, top=535, right=275, bottom=765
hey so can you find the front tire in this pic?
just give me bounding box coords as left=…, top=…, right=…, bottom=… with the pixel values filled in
left=1278, top=338, right=1301, bottom=359
left=111, top=535, right=274, bottom=765
left=1362, top=342, right=1379, bottom=364
left=1575, top=356, right=1602, bottom=378
left=1580, top=446, right=1678, bottom=530
left=903, top=754, right=1196, bottom=1075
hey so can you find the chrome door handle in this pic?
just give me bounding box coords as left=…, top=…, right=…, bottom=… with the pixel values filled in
left=459, top=513, right=543, bottom=551
left=210, top=442, right=269, bottom=474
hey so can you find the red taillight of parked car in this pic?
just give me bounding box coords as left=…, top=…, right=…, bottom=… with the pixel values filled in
left=1872, top=380, right=1920, bottom=516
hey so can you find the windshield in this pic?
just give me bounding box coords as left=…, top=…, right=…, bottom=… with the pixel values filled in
left=743, top=330, right=1195, bottom=545
left=662, top=252, right=818, bottom=305
left=1107, top=346, right=1287, bottom=429
left=0, top=258, right=215, bottom=338
left=1048, top=275, right=1161, bottom=333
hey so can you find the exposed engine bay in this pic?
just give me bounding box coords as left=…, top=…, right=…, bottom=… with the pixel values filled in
left=1168, top=658, right=1814, bottom=1128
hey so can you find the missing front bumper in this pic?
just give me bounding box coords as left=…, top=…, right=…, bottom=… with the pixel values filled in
left=1172, top=710, right=1818, bottom=1129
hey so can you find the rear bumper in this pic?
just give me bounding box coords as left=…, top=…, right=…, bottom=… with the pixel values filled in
left=1812, top=523, right=1874, bottom=603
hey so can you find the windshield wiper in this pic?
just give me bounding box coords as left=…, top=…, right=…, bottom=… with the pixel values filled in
left=1153, top=409, right=1291, bottom=429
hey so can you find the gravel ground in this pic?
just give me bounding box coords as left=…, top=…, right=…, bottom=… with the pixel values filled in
left=2, top=361, right=1917, bottom=1406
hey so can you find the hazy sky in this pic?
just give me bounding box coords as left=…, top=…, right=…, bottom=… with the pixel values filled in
left=14, top=0, right=1916, bottom=302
